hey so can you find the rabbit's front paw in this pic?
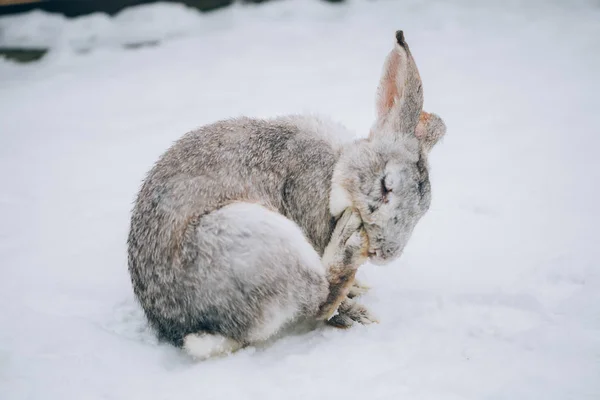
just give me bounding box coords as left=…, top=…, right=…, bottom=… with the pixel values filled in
left=318, top=209, right=370, bottom=321
left=325, top=208, right=369, bottom=269
left=336, top=209, right=363, bottom=243
left=342, top=229, right=369, bottom=267
left=327, top=298, right=378, bottom=328
left=348, top=279, right=371, bottom=299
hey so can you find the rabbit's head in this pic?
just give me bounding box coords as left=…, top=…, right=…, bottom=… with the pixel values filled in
left=330, top=31, right=446, bottom=265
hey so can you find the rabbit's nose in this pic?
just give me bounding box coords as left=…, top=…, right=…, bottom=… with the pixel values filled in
left=381, top=245, right=400, bottom=259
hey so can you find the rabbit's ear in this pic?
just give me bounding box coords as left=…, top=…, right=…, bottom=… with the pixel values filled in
left=416, top=111, right=446, bottom=152
left=372, top=31, right=424, bottom=140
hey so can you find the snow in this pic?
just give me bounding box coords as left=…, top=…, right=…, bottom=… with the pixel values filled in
left=1, top=0, right=599, bottom=399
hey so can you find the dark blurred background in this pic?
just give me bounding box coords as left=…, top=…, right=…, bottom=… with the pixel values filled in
left=0, top=0, right=345, bottom=61
left=0, top=0, right=344, bottom=17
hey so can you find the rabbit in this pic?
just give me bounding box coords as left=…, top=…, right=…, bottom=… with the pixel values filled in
left=127, top=30, right=446, bottom=360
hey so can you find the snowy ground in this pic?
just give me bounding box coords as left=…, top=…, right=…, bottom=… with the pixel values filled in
left=1, top=0, right=599, bottom=399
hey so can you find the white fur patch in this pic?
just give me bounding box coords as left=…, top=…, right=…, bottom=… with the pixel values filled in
left=329, top=161, right=352, bottom=217
left=329, top=180, right=352, bottom=217
left=249, top=301, right=298, bottom=342
left=183, top=333, right=241, bottom=360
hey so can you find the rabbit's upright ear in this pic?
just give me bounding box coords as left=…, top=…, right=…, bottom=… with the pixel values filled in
left=371, top=31, right=424, bottom=141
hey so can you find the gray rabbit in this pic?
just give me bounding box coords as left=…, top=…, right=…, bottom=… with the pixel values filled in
left=128, top=31, right=446, bottom=359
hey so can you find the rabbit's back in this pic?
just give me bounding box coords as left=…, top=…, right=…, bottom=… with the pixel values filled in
left=134, top=116, right=343, bottom=253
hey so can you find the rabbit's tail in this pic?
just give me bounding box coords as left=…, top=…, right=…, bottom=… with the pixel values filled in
left=183, top=332, right=242, bottom=360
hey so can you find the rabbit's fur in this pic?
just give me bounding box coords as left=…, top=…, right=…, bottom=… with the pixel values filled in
left=128, top=31, right=446, bottom=359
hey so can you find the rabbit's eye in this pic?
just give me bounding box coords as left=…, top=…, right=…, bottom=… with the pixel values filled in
left=381, top=176, right=391, bottom=203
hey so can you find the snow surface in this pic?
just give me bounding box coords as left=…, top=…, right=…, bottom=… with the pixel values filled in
left=1, top=0, right=600, bottom=399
